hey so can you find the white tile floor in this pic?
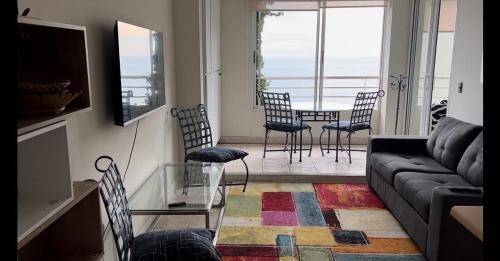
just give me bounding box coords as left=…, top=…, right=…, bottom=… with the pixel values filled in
left=220, top=143, right=367, bottom=177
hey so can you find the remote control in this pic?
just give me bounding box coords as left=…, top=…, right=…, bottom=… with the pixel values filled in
left=168, top=201, right=186, bottom=207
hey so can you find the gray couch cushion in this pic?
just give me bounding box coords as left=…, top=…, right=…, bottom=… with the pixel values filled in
left=457, top=131, right=483, bottom=186
left=371, top=152, right=454, bottom=185
left=426, top=117, right=482, bottom=170
left=394, top=172, right=471, bottom=222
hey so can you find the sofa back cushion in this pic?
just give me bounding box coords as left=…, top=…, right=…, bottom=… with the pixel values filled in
left=457, top=131, right=483, bottom=186
left=426, top=117, right=482, bottom=170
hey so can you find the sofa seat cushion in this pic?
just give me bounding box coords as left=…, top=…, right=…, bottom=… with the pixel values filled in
left=371, top=152, right=454, bottom=185
left=394, top=172, right=471, bottom=222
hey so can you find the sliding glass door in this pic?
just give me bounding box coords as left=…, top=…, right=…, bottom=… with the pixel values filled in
left=253, top=1, right=385, bottom=108
left=405, top=0, right=457, bottom=135
left=321, top=7, right=384, bottom=106
left=256, top=10, right=319, bottom=105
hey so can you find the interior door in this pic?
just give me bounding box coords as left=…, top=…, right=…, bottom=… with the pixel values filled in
left=202, top=0, right=221, bottom=143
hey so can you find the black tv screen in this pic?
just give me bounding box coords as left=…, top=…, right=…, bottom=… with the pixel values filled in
left=114, top=21, right=166, bottom=126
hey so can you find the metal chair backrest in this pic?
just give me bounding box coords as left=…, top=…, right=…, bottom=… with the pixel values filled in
left=349, top=91, right=383, bottom=127
left=96, top=156, right=134, bottom=261
left=171, top=104, right=213, bottom=157
left=258, top=91, right=293, bottom=125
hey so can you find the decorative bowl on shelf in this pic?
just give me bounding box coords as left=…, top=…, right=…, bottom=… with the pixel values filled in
left=18, top=80, right=71, bottom=94
left=17, top=80, right=83, bottom=115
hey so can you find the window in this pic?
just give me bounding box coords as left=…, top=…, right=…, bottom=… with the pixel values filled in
left=252, top=2, right=385, bottom=108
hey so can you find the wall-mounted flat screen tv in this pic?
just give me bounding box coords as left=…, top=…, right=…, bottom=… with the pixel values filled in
left=114, top=20, right=166, bottom=126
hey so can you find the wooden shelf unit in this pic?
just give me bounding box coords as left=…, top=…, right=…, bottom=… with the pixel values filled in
left=18, top=181, right=104, bottom=260
left=17, top=17, right=101, bottom=260
left=17, top=121, right=74, bottom=243
left=17, top=16, right=92, bottom=136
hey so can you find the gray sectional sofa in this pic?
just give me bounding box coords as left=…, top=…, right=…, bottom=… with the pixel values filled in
left=366, top=117, right=483, bottom=261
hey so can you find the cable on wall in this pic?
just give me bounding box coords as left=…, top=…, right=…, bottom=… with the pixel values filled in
left=103, top=119, right=140, bottom=236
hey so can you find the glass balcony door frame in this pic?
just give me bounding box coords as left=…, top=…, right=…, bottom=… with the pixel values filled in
left=251, top=8, right=322, bottom=109
left=405, top=0, right=442, bottom=135
left=251, top=2, right=385, bottom=109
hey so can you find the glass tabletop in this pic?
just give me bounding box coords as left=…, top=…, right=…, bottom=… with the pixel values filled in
left=292, top=102, right=353, bottom=112
left=128, top=162, right=224, bottom=213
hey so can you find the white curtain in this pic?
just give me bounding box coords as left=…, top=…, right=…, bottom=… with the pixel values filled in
left=247, top=0, right=386, bottom=11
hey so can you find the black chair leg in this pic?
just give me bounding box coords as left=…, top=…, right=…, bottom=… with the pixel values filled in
left=327, top=129, right=331, bottom=153
left=326, top=129, right=331, bottom=153
left=284, top=133, right=289, bottom=151
left=369, top=127, right=373, bottom=135
left=319, top=128, right=325, bottom=156
left=348, top=132, right=352, bottom=163
left=241, top=158, right=249, bottom=192
left=183, top=158, right=189, bottom=195
left=289, top=132, right=294, bottom=164
left=308, top=127, right=313, bottom=157
left=263, top=129, right=269, bottom=158
left=294, top=131, right=297, bottom=153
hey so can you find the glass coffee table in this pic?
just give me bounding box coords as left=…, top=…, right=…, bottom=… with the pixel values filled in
left=128, top=163, right=226, bottom=229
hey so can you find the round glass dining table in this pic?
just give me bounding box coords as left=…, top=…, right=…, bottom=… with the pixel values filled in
left=291, top=102, right=353, bottom=162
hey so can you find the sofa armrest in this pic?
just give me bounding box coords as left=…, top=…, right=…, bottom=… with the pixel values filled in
left=366, top=135, right=429, bottom=184
left=426, top=186, right=483, bottom=261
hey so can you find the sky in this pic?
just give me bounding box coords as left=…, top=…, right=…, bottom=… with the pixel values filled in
left=261, top=7, right=385, bottom=58
left=118, top=21, right=151, bottom=57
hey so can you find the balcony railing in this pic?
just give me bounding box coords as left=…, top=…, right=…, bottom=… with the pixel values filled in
left=258, top=75, right=380, bottom=104
left=257, top=75, right=450, bottom=106
left=121, top=75, right=152, bottom=105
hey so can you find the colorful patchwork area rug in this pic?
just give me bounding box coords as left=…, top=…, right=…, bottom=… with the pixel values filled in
left=216, top=183, right=426, bottom=261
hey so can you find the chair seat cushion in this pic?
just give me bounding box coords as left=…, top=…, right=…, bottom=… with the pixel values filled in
left=371, top=152, right=454, bottom=185
left=322, top=121, right=369, bottom=131
left=131, top=229, right=221, bottom=261
left=186, top=146, right=248, bottom=163
left=394, top=172, right=471, bottom=222
left=265, top=121, right=310, bottom=132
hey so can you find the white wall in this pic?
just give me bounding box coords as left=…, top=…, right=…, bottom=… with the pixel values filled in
left=379, top=0, right=413, bottom=135
left=220, top=0, right=410, bottom=142
left=173, top=0, right=205, bottom=108
left=447, top=0, right=483, bottom=124
left=18, top=1, right=179, bottom=260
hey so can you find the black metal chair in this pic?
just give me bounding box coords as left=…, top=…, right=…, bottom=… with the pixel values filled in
left=320, top=90, right=384, bottom=163
left=258, top=91, right=313, bottom=164
left=171, top=104, right=249, bottom=192
left=95, top=156, right=222, bottom=261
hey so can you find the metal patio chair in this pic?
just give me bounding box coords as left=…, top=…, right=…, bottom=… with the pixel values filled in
left=320, top=90, right=384, bottom=163
left=171, top=104, right=249, bottom=192
left=258, top=91, right=313, bottom=164
left=95, top=156, right=221, bottom=261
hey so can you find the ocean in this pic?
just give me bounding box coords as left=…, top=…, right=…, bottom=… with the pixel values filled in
left=260, top=56, right=381, bottom=103
left=119, top=56, right=382, bottom=104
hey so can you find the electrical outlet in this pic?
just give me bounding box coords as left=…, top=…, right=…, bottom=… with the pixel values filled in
left=458, top=82, right=463, bottom=93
